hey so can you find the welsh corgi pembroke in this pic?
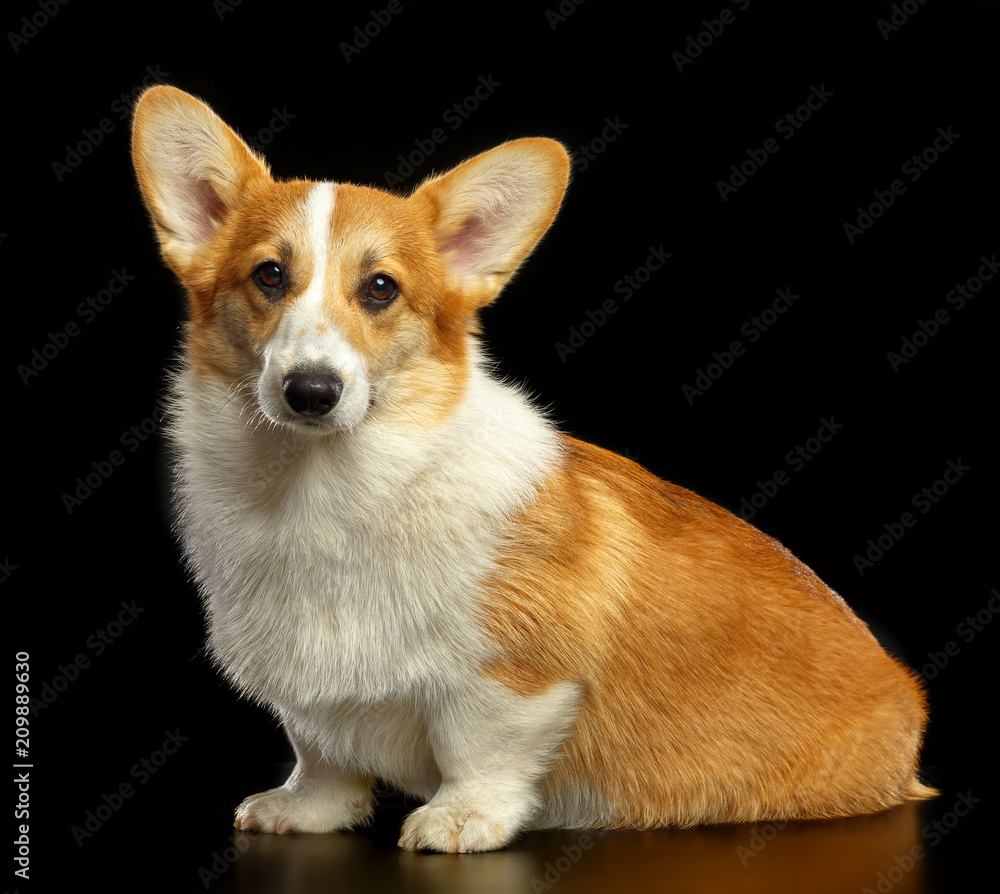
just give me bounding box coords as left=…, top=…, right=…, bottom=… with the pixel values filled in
left=131, top=85, right=934, bottom=853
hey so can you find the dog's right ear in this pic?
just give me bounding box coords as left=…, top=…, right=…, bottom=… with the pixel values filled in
left=131, top=86, right=270, bottom=275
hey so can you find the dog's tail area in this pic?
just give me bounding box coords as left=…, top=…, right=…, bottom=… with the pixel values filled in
left=907, top=776, right=939, bottom=801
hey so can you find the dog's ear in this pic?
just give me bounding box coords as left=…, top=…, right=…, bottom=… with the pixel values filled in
left=412, top=138, right=570, bottom=308
left=131, top=86, right=270, bottom=275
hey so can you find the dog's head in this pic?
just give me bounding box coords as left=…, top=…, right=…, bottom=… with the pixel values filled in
left=131, top=86, right=569, bottom=434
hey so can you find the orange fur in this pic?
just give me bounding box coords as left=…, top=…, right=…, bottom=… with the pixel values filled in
left=480, top=438, right=934, bottom=826
left=132, top=87, right=488, bottom=417
left=132, top=86, right=933, bottom=845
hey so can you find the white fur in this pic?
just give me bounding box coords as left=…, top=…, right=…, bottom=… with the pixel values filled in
left=169, top=259, right=581, bottom=848
left=256, top=183, right=372, bottom=431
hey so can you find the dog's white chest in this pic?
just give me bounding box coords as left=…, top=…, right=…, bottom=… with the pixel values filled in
left=184, top=444, right=492, bottom=708
left=169, top=366, right=560, bottom=713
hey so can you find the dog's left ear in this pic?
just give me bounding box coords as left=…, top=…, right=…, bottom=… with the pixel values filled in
left=412, top=138, right=570, bottom=308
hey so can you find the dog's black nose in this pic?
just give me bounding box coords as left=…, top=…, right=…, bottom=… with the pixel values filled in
left=283, top=371, right=343, bottom=416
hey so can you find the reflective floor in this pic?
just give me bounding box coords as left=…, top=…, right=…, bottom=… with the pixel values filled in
left=61, top=764, right=991, bottom=893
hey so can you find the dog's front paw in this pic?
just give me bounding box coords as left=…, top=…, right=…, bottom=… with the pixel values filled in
left=398, top=801, right=519, bottom=853
left=234, top=783, right=371, bottom=834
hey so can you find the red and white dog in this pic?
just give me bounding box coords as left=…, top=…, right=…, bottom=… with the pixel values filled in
left=131, top=86, right=933, bottom=853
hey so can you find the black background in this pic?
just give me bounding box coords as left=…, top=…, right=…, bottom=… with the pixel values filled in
left=6, top=1, right=997, bottom=892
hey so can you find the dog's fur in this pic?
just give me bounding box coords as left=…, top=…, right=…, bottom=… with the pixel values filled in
left=131, top=85, right=934, bottom=853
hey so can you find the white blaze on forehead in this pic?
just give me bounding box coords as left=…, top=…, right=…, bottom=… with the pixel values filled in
left=302, top=181, right=336, bottom=305
left=256, top=180, right=371, bottom=429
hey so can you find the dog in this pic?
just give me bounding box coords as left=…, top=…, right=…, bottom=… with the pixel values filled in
left=131, top=85, right=934, bottom=853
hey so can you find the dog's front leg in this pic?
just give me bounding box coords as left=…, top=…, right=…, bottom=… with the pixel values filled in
left=234, top=721, right=373, bottom=835
left=398, top=679, right=582, bottom=853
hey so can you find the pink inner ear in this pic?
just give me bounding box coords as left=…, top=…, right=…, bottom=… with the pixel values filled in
left=177, top=178, right=227, bottom=246
left=198, top=179, right=228, bottom=227
left=441, top=215, right=493, bottom=274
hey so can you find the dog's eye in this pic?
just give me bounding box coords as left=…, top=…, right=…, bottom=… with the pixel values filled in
left=365, top=274, right=399, bottom=306
left=253, top=261, right=287, bottom=298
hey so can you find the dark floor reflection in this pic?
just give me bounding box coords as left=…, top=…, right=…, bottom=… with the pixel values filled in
left=213, top=799, right=927, bottom=894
